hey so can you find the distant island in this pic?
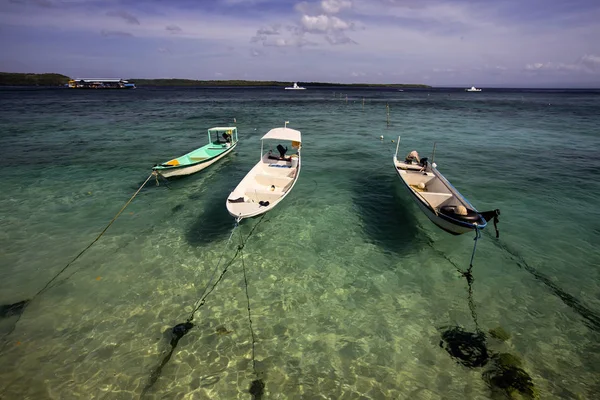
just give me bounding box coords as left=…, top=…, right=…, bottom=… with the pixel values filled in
left=130, top=78, right=431, bottom=88
left=0, top=72, right=71, bottom=86
left=0, top=72, right=431, bottom=88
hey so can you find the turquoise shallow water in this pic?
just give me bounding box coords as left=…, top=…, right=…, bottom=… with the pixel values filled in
left=1, top=87, right=599, bottom=399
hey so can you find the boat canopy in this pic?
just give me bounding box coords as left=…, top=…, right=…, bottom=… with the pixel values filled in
left=261, top=127, right=301, bottom=143
left=208, top=127, right=237, bottom=131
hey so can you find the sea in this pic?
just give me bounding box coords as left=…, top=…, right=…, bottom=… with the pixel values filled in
left=0, top=86, right=599, bottom=400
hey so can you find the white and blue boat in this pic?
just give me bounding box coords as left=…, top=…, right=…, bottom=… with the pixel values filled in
left=392, top=137, right=489, bottom=235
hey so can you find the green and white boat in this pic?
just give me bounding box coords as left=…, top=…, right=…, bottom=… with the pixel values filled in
left=152, top=127, right=238, bottom=178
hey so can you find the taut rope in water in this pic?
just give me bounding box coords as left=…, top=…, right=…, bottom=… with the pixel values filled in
left=1, top=172, right=156, bottom=348
left=488, top=234, right=600, bottom=332
left=238, top=227, right=265, bottom=399
left=141, top=215, right=267, bottom=397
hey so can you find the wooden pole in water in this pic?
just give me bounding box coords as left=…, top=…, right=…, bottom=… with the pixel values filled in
left=362, top=98, right=365, bottom=109
left=345, top=94, right=348, bottom=103
left=386, top=103, right=390, bottom=126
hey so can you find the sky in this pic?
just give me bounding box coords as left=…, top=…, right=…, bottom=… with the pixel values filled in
left=0, top=0, right=599, bottom=87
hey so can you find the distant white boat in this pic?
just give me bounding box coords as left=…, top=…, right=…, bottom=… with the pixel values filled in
left=285, top=82, right=306, bottom=90
left=465, top=86, right=482, bottom=92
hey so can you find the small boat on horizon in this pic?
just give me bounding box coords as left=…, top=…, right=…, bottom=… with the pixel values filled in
left=226, top=122, right=302, bottom=220
left=392, top=138, right=488, bottom=235
left=465, top=86, right=482, bottom=92
left=285, top=82, right=306, bottom=90
left=152, top=127, right=238, bottom=178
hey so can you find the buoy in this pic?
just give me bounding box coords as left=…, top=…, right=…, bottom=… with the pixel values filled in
left=380, top=135, right=384, bottom=140
left=391, top=140, right=395, bottom=143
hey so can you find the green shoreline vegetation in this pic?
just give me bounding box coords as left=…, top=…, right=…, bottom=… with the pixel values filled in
left=0, top=72, right=431, bottom=88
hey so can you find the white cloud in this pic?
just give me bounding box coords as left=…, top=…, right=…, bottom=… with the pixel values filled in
left=321, top=0, right=352, bottom=14
left=256, top=24, right=281, bottom=35
left=579, top=54, right=600, bottom=71
left=301, top=14, right=352, bottom=33
left=525, top=55, right=600, bottom=74
left=215, top=72, right=223, bottom=77
left=325, top=32, right=356, bottom=45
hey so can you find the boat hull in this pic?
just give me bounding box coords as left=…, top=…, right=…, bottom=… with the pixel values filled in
left=393, top=158, right=483, bottom=235
left=154, top=142, right=237, bottom=178
left=226, top=156, right=301, bottom=220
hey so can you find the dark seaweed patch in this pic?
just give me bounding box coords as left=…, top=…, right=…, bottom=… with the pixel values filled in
left=439, top=326, right=489, bottom=368
left=483, top=353, right=537, bottom=399
left=0, top=300, right=30, bottom=319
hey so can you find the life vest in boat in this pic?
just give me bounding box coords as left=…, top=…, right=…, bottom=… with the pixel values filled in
left=439, top=205, right=481, bottom=222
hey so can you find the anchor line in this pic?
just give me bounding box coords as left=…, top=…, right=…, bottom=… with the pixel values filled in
left=488, top=234, right=600, bottom=333
left=187, top=214, right=266, bottom=323
left=1, top=172, right=155, bottom=346
left=238, top=225, right=266, bottom=399
left=239, top=227, right=258, bottom=376
left=186, top=221, right=240, bottom=322
left=428, top=226, right=483, bottom=333
left=141, top=215, right=267, bottom=396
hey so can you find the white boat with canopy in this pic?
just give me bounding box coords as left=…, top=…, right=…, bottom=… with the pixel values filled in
left=465, top=86, right=482, bottom=92
left=226, top=122, right=302, bottom=220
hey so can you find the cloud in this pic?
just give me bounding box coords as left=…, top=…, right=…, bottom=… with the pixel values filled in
left=525, top=55, right=600, bottom=74
left=215, top=72, right=223, bottom=77
left=258, top=36, right=316, bottom=47
left=321, top=0, right=353, bottom=14
left=158, top=47, right=171, bottom=54
left=166, top=25, right=182, bottom=33
left=106, top=10, right=140, bottom=25
left=251, top=22, right=317, bottom=47
left=250, top=48, right=264, bottom=57
left=100, top=30, right=133, bottom=37
left=325, top=32, right=356, bottom=45
left=9, top=0, right=55, bottom=8
left=579, top=54, right=600, bottom=71
left=300, top=14, right=353, bottom=33
left=256, top=24, right=281, bottom=35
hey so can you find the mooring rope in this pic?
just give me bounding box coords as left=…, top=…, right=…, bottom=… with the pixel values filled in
left=186, top=219, right=240, bottom=323
left=426, top=226, right=482, bottom=333
left=488, top=235, right=600, bottom=332
left=1, top=172, right=156, bottom=347
left=238, top=227, right=265, bottom=399
left=142, top=214, right=267, bottom=397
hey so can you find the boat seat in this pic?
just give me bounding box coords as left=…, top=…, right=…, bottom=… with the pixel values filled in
left=245, top=190, right=282, bottom=203
left=255, top=174, right=293, bottom=188
left=420, top=192, right=453, bottom=208
left=189, top=156, right=207, bottom=161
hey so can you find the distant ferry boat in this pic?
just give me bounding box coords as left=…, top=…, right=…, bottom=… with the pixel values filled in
left=285, top=82, right=305, bottom=90
left=68, top=79, right=136, bottom=89
left=465, top=86, right=482, bottom=92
